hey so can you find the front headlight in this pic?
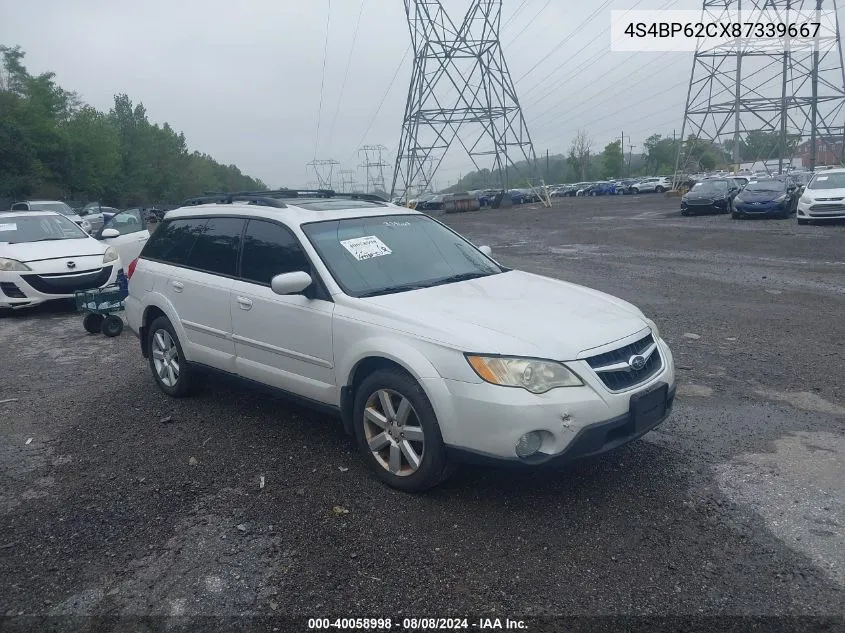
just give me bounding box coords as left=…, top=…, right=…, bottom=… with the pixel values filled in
left=102, top=246, right=119, bottom=264
left=734, top=196, right=743, bottom=204
left=774, top=194, right=787, bottom=203
left=465, top=355, right=583, bottom=394
left=0, top=258, right=31, bottom=272
left=799, top=194, right=812, bottom=204
left=81, top=219, right=92, bottom=232
left=645, top=318, right=661, bottom=340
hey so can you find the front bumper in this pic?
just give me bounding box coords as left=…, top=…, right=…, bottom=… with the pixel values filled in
left=682, top=200, right=728, bottom=213
left=0, top=266, right=119, bottom=308
left=734, top=201, right=788, bottom=216
left=448, top=384, right=676, bottom=467
left=422, top=339, right=675, bottom=463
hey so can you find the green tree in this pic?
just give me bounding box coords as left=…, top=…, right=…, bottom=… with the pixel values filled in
left=600, top=140, right=624, bottom=179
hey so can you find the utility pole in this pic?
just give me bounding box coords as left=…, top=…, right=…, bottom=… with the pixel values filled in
left=810, top=0, right=822, bottom=169
left=627, top=143, right=635, bottom=176
left=546, top=149, right=550, bottom=180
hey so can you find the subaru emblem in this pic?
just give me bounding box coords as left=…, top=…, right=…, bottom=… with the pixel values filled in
left=629, top=354, right=646, bottom=371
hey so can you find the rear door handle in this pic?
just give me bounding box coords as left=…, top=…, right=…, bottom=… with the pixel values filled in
left=171, top=281, right=184, bottom=293
left=236, top=297, right=253, bottom=311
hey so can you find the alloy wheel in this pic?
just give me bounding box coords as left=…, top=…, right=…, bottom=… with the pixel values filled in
left=363, top=389, right=425, bottom=477
left=152, top=329, right=180, bottom=388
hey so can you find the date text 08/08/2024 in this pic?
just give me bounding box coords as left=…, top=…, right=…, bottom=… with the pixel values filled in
left=307, top=618, right=528, bottom=630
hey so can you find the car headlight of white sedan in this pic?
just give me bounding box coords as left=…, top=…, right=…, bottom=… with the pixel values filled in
left=799, top=194, right=813, bottom=205
left=102, top=246, right=119, bottom=264
left=465, top=355, right=583, bottom=394
left=0, top=257, right=32, bottom=272
left=645, top=318, right=661, bottom=340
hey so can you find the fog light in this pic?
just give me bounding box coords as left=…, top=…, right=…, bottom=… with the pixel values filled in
left=515, top=431, right=543, bottom=459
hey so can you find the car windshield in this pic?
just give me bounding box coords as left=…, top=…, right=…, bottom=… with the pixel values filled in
left=0, top=215, right=88, bottom=243
left=302, top=214, right=503, bottom=298
left=26, top=202, right=76, bottom=216
left=745, top=180, right=785, bottom=193
left=694, top=180, right=729, bottom=193
left=808, top=172, right=845, bottom=190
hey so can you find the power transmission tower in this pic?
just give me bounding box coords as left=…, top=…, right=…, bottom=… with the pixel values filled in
left=307, top=159, right=341, bottom=190
left=359, top=145, right=390, bottom=194
left=339, top=169, right=358, bottom=192
left=392, top=0, right=539, bottom=198
left=676, top=0, right=845, bottom=176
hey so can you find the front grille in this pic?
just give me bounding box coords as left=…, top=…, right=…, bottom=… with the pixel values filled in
left=689, top=200, right=712, bottom=205
left=20, top=266, right=113, bottom=295
left=809, top=203, right=845, bottom=211
left=586, top=334, right=663, bottom=392
left=0, top=282, right=27, bottom=298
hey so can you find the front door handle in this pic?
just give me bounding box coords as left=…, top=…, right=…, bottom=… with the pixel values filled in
left=171, top=280, right=184, bottom=293
left=236, top=297, right=253, bottom=311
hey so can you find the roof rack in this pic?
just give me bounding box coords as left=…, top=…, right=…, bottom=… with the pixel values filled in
left=182, top=189, right=388, bottom=208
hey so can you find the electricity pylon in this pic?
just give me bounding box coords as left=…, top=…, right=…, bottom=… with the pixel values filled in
left=392, top=0, right=538, bottom=197
left=359, top=145, right=390, bottom=194
left=307, top=159, right=340, bottom=190
left=676, top=0, right=845, bottom=175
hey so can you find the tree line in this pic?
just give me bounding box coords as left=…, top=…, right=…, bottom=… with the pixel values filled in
left=0, top=46, right=266, bottom=207
left=444, top=126, right=805, bottom=192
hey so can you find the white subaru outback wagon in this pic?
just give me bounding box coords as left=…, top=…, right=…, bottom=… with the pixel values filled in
left=125, top=191, right=675, bottom=491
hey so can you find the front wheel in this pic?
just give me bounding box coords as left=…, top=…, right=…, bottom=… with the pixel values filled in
left=83, top=313, right=104, bottom=334
left=353, top=369, right=452, bottom=492
left=631, top=188, right=639, bottom=195
left=655, top=186, right=665, bottom=193
left=147, top=316, right=203, bottom=397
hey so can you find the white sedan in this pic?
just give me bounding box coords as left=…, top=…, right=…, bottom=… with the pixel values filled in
left=0, top=210, right=121, bottom=309
left=796, top=168, right=845, bottom=224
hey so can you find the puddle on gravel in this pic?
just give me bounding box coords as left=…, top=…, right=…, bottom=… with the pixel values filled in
left=715, top=432, right=845, bottom=587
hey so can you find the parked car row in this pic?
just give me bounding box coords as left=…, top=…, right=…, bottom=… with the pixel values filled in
left=548, top=176, right=676, bottom=198
left=679, top=168, right=845, bottom=223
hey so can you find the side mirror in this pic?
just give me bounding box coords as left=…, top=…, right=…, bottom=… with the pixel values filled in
left=479, top=245, right=493, bottom=257
left=271, top=271, right=312, bottom=296
left=101, top=228, right=120, bottom=238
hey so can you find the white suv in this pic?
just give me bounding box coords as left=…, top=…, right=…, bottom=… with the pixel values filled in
left=125, top=192, right=675, bottom=491
left=631, top=177, right=672, bottom=194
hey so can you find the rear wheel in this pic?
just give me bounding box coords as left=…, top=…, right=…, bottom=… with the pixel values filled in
left=83, top=313, right=104, bottom=334
left=353, top=369, right=452, bottom=492
left=632, top=188, right=640, bottom=195
left=101, top=315, right=123, bottom=337
left=147, top=316, right=203, bottom=397
left=655, top=186, right=665, bottom=193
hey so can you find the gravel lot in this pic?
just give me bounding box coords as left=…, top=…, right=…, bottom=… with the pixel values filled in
left=1, top=195, right=844, bottom=629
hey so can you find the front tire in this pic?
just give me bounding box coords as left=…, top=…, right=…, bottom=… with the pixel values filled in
left=655, top=186, right=665, bottom=193
left=353, top=369, right=452, bottom=492
left=101, top=315, right=123, bottom=337
left=83, top=313, right=104, bottom=334
left=147, top=316, right=203, bottom=397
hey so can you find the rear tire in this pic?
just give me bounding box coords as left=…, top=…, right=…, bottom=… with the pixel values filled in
left=147, top=316, right=203, bottom=397
left=83, top=313, right=104, bottom=334
left=353, top=369, right=452, bottom=492
left=655, top=186, right=665, bottom=193
left=101, top=315, right=123, bottom=337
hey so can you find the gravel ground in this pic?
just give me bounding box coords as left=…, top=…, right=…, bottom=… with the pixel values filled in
left=1, top=195, right=844, bottom=630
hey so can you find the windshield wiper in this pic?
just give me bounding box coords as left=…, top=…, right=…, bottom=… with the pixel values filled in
left=358, top=283, right=432, bottom=298
left=429, top=271, right=497, bottom=286
left=8, top=237, right=71, bottom=244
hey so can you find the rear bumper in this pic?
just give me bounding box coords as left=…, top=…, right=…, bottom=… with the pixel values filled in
left=448, top=385, right=675, bottom=468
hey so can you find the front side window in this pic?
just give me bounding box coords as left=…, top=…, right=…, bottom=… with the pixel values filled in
left=105, top=209, right=144, bottom=235
left=141, top=218, right=207, bottom=266
left=185, top=217, right=244, bottom=276
left=240, top=220, right=311, bottom=285
left=303, top=214, right=502, bottom=297
left=0, top=215, right=87, bottom=243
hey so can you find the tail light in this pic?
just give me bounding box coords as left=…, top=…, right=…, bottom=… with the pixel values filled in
left=127, top=258, right=139, bottom=280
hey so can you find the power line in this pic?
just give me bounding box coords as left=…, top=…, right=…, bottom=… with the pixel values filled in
left=502, top=0, right=531, bottom=29
left=347, top=44, right=412, bottom=163
left=327, top=0, right=366, bottom=149
left=504, top=0, right=552, bottom=47
left=313, top=0, right=332, bottom=159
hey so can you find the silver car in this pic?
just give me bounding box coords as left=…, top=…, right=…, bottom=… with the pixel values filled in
left=10, top=200, right=92, bottom=233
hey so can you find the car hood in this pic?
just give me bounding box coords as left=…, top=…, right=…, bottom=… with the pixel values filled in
left=1, top=238, right=106, bottom=263
left=803, top=187, right=845, bottom=200
left=355, top=270, right=649, bottom=359
left=737, top=190, right=784, bottom=202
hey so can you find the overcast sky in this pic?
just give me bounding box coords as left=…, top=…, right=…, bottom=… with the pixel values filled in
left=1, top=0, right=841, bottom=190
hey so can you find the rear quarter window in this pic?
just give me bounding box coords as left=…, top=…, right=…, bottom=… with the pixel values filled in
left=141, top=217, right=207, bottom=266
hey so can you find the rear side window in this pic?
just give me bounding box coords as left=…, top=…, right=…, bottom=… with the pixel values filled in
left=141, top=218, right=207, bottom=266
left=240, top=219, right=311, bottom=285
left=186, top=217, right=245, bottom=277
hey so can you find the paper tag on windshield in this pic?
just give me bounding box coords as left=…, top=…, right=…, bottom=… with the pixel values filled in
left=0, top=223, right=17, bottom=231
left=817, top=176, right=829, bottom=181
left=340, top=236, right=392, bottom=261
